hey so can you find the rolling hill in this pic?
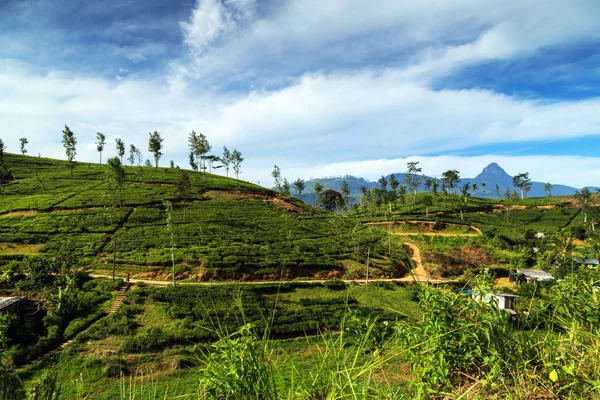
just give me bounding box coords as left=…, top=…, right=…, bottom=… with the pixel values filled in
left=0, top=153, right=408, bottom=280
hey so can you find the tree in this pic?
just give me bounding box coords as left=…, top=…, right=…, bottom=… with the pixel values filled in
left=145, top=159, right=152, bottom=167
left=188, top=131, right=210, bottom=175
left=481, top=181, right=487, bottom=197
left=422, top=194, right=433, bottom=217
left=0, top=138, right=5, bottom=165
left=127, top=145, right=137, bottom=166
left=95, top=132, right=106, bottom=164
left=19, top=137, right=28, bottom=155
left=424, top=178, right=432, bottom=192
left=162, top=200, right=176, bottom=286
left=575, top=187, right=593, bottom=227
left=202, top=155, right=220, bottom=173
left=504, top=189, right=518, bottom=223
left=397, top=185, right=406, bottom=206
left=231, top=149, right=243, bottom=180
left=544, top=182, right=553, bottom=197
left=189, top=151, right=198, bottom=171
left=389, top=174, right=399, bottom=191
left=170, top=160, right=175, bottom=169
left=115, top=138, right=125, bottom=163
left=293, top=178, right=306, bottom=200
left=281, top=178, right=291, bottom=197
left=62, top=125, right=77, bottom=177
left=314, top=182, right=324, bottom=206
left=471, top=183, right=477, bottom=194
left=320, top=189, right=344, bottom=212
left=105, top=157, right=126, bottom=208
left=148, top=131, right=163, bottom=168
left=512, top=173, right=531, bottom=199
left=378, top=175, right=388, bottom=192
left=340, top=180, right=350, bottom=210
left=495, top=183, right=500, bottom=197
left=221, top=146, right=232, bottom=177
left=176, top=170, right=191, bottom=221
left=405, top=161, right=422, bottom=202
left=442, top=169, right=460, bottom=194
left=431, top=178, right=438, bottom=197
left=271, top=165, right=282, bottom=195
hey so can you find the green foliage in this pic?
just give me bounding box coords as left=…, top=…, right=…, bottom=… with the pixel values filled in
left=198, top=324, right=279, bottom=399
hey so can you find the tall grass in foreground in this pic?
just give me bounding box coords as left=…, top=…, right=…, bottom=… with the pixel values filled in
left=15, top=270, right=600, bottom=399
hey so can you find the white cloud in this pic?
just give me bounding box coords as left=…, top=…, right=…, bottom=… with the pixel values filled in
left=175, top=0, right=600, bottom=84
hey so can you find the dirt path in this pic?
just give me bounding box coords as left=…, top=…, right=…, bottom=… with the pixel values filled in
left=369, top=220, right=483, bottom=235
left=390, top=232, right=480, bottom=237
left=401, top=242, right=429, bottom=281
left=89, top=272, right=453, bottom=286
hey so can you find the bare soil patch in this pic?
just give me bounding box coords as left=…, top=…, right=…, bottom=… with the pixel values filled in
left=0, top=210, right=39, bottom=217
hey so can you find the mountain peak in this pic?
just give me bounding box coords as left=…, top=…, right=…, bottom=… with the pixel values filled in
left=474, top=162, right=512, bottom=183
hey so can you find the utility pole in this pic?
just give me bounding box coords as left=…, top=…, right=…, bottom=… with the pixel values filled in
left=366, top=247, right=370, bottom=284
left=112, top=239, right=116, bottom=281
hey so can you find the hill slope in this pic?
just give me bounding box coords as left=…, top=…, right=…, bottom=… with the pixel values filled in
left=0, top=153, right=408, bottom=280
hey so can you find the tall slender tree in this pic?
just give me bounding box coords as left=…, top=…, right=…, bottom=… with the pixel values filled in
left=231, top=149, right=243, bottom=180
left=512, top=173, right=532, bottom=199
left=162, top=200, right=176, bottom=287
left=314, top=182, right=324, bottom=206
left=62, top=125, right=77, bottom=177
left=281, top=178, right=291, bottom=197
left=544, top=182, right=553, bottom=197
left=293, top=178, right=306, bottom=200
left=442, top=169, right=460, bottom=194
left=221, top=146, right=232, bottom=177
left=115, top=138, right=125, bottom=163
left=148, top=131, right=163, bottom=168
left=405, top=161, right=422, bottom=203
left=340, top=180, right=350, bottom=210
left=19, top=138, right=28, bottom=155
left=105, top=157, right=126, bottom=208
left=176, top=170, right=191, bottom=221
left=188, top=131, right=210, bottom=174
left=95, top=132, right=106, bottom=164
left=271, top=165, right=282, bottom=195
left=575, top=187, right=593, bottom=227
left=128, top=145, right=137, bottom=166
left=188, top=151, right=198, bottom=171
left=0, top=138, right=5, bottom=165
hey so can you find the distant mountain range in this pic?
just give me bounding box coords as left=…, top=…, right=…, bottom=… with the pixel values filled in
left=300, top=162, right=597, bottom=203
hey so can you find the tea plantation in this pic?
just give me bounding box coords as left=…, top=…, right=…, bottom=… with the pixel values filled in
left=0, top=153, right=410, bottom=279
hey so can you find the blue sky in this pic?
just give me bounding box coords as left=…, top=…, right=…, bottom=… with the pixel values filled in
left=1, top=0, right=600, bottom=187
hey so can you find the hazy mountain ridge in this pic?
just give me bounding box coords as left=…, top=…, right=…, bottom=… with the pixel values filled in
left=302, top=162, right=598, bottom=200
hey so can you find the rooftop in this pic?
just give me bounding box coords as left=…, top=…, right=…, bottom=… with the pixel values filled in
left=518, top=269, right=555, bottom=281
left=0, top=296, right=26, bottom=311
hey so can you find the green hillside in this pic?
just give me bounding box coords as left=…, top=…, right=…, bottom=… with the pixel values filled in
left=0, top=153, right=409, bottom=280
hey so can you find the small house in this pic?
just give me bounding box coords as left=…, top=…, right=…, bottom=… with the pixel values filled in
left=472, top=290, right=518, bottom=314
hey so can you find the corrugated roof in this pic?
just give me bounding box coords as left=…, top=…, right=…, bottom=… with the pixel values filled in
left=518, top=269, right=555, bottom=280
left=0, top=296, right=26, bottom=310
